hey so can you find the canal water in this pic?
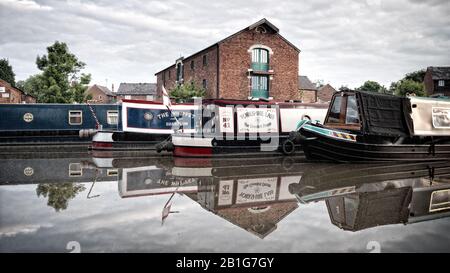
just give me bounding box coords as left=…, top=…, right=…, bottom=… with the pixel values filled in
left=1, top=152, right=449, bottom=252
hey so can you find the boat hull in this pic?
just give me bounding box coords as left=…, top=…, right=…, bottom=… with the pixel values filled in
left=172, top=135, right=301, bottom=157
left=298, top=126, right=450, bottom=162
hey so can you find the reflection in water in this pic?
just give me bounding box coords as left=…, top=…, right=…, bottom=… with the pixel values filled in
left=289, top=162, right=450, bottom=231
left=115, top=157, right=450, bottom=237
left=36, top=183, right=86, bottom=212
left=0, top=153, right=449, bottom=252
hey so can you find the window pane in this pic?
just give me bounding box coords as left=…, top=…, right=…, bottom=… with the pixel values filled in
left=107, top=110, right=118, bottom=125
left=69, top=111, right=82, bottom=125
left=327, top=96, right=342, bottom=123
left=345, top=95, right=359, bottom=124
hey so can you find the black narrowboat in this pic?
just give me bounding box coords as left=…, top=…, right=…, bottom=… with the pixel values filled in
left=289, top=90, right=450, bottom=162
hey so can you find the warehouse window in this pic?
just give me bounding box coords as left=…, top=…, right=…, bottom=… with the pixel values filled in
left=68, top=110, right=82, bottom=125
left=438, top=80, right=445, bottom=87
left=203, top=55, right=208, bottom=66
left=202, top=79, right=207, bottom=90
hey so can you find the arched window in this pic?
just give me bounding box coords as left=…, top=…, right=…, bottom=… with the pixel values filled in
left=251, top=48, right=269, bottom=71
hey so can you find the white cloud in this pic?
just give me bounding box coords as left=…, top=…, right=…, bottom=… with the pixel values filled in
left=0, top=0, right=53, bottom=11
left=0, top=0, right=449, bottom=90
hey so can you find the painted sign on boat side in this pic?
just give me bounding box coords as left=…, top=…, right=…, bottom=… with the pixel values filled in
left=236, top=107, right=278, bottom=133
left=121, top=101, right=197, bottom=134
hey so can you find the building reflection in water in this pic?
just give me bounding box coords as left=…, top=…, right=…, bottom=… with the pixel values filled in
left=1, top=153, right=448, bottom=237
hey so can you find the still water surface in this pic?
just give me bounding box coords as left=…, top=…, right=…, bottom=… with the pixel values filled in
left=1, top=152, right=449, bottom=252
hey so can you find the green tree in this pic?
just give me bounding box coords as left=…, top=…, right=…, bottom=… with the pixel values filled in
left=404, top=69, right=425, bottom=83
left=0, top=58, right=16, bottom=85
left=357, top=80, right=388, bottom=93
left=170, top=82, right=205, bottom=102
left=394, top=79, right=425, bottom=97
left=28, top=41, right=91, bottom=103
left=16, top=75, right=45, bottom=101
left=36, top=183, right=86, bottom=212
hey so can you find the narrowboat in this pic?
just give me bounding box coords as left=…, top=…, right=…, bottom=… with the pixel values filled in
left=0, top=103, right=120, bottom=145
left=289, top=90, right=450, bottom=162
left=288, top=161, right=450, bottom=231
left=91, top=99, right=197, bottom=151
left=158, top=99, right=328, bottom=157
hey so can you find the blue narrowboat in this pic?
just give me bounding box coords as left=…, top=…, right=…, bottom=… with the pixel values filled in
left=0, top=103, right=122, bottom=144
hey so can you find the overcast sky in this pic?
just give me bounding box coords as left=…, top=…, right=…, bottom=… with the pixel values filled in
left=1, top=0, right=449, bottom=90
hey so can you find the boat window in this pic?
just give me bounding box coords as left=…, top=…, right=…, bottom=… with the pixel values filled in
left=68, top=110, right=83, bottom=125
left=107, top=169, right=119, bottom=176
left=344, top=196, right=358, bottom=227
left=69, top=163, right=82, bottom=177
left=107, top=110, right=119, bottom=125
left=326, top=96, right=342, bottom=123
left=345, top=95, right=359, bottom=124
left=429, top=189, right=450, bottom=212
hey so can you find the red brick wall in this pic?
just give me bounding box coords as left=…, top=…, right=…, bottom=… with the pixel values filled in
left=85, top=86, right=115, bottom=103
left=299, top=89, right=316, bottom=103
left=156, top=47, right=219, bottom=100
left=183, top=47, right=219, bottom=99
left=317, top=84, right=336, bottom=102
left=0, top=79, right=25, bottom=103
left=156, top=66, right=177, bottom=100
left=424, top=68, right=434, bottom=96
left=218, top=29, right=299, bottom=100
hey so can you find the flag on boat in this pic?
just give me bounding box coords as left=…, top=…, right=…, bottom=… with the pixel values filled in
left=162, top=85, right=172, bottom=109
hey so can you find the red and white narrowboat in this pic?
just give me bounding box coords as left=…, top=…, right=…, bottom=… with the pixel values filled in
left=159, top=99, right=328, bottom=157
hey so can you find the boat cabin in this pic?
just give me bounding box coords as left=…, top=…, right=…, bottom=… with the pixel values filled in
left=198, top=99, right=328, bottom=136
left=324, top=91, right=450, bottom=137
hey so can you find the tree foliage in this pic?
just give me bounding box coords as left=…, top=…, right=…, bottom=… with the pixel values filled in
left=356, top=80, right=389, bottom=94
left=389, top=69, right=426, bottom=97
left=404, top=69, right=426, bottom=83
left=170, top=82, right=206, bottom=102
left=393, top=79, right=425, bottom=97
left=20, top=41, right=91, bottom=103
left=36, top=183, right=86, bottom=212
left=0, top=58, right=16, bottom=85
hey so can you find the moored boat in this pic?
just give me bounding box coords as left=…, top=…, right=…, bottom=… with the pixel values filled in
left=160, top=99, right=328, bottom=157
left=289, top=90, right=450, bottom=162
left=91, top=99, right=197, bottom=150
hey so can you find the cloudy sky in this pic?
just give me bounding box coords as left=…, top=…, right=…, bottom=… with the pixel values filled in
left=0, top=0, right=449, bottom=90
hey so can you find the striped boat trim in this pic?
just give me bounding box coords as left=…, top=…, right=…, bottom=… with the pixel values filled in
left=303, top=124, right=357, bottom=142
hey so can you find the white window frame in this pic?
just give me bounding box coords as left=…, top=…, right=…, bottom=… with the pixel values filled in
left=125, top=95, right=131, bottom=100
left=69, top=163, right=82, bottom=177
left=68, top=110, right=83, bottom=125
left=2, top=92, right=10, bottom=98
left=0, top=87, right=5, bottom=92
left=438, top=80, right=445, bottom=87
left=107, top=110, right=119, bottom=125
left=146, top=95, right=154, bottom=101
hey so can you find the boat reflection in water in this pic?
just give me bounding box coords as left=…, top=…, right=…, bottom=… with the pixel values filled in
left=289, top=162, right=450, bottom=231
left=2, top=153, right=448, bottom=239
left=115, top=155, right=309, bottom=238
left=111, top=155, right=450, bottom=237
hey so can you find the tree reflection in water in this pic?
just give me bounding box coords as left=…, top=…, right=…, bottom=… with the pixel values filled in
left=36, top=183, right=86, bottom=211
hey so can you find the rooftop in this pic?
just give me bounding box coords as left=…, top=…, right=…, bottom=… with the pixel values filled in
left=116, top=83, right=157, bottom=95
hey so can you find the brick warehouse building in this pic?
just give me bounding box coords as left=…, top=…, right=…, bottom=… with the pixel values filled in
left=155, top=18, right=300, bottom=101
